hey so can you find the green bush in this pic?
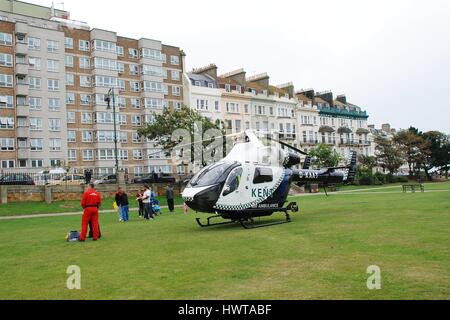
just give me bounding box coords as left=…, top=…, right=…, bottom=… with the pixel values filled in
left=373, top=172, right=386, bottom=185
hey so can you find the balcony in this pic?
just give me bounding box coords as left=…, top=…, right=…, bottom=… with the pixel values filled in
left=15, top=63, right=28, bottom=75
left=15, top=42, right=28, bottom=55
left=15, top=84, right=29, bottom=96
left=16, top=105, right=30, bottom=117
left=17, top=148, right=30, bottom=159
left=302, top=139, right=319, bottom=145
left=279, top=133, right=296, bottom=140
left=17, top=126, right=30, bottom=138
left=318, top=106, right=369, bottom=119
left=15, top=22, right=28, bottom=35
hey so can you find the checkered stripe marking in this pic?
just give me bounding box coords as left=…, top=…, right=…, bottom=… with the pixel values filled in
left=214, top=172, right=286, bottom=211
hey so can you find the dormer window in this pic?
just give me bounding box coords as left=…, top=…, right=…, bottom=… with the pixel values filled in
left=194, top=81, right=201, bottom=87
left=208, top=82, right=214, bottom=88
left=236, top=85, right=241, bottom=93
left=225, top=84, right=231, bottom=92
left=285, top=93, right=289, bottom=98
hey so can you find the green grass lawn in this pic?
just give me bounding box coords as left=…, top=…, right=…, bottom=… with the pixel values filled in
left=0, top=196, right=184, bottom=217
left=0, top=183, right=449, bottom=299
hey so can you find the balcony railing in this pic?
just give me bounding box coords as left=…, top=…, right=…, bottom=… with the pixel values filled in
left=318, top=106, right=369, bottom=119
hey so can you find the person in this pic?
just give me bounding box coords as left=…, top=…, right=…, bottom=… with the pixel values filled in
left=166, top=185, right=175, bottom=213
left=142, top=185, right=154, bottom=220
left=88, top=221, right=101, bottom=239
left=84, top=170, right=92, bottom=185
left=152, top=170, right=158, bottom=183
left=136, top=189, right=145, bottom=217
left=183, top=202, right=189, bottom=215
left=79, top=183, right=102, bottom=242
left=115, top=187, right=129, bottom=222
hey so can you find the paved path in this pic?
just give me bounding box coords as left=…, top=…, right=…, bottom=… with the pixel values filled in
left=0, top=205, right=184, bottom=221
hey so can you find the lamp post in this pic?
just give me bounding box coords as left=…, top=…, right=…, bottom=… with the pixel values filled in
left=104, top=88, right=119, bottom=177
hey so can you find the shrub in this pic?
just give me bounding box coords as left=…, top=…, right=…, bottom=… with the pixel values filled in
left=373, top=172, right=386, bottom=185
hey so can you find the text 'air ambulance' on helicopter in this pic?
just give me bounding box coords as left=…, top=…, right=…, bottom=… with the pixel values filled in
left=182, top=130, right=357, bottom=229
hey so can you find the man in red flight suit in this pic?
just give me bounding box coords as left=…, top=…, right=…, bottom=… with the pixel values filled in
left=79, top=183, right=102, bottom=242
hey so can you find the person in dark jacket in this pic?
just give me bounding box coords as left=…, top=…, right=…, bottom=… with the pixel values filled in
left=136, top=189, right=145, bottom=217
left=115, top=187, right=130, bottom=222
left=166, top=185, right=175, bottom=213
left=84, top=170, right=92, bottom=185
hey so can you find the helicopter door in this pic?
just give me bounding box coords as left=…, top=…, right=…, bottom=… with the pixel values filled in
left=222, top=167, right=243, bottom=197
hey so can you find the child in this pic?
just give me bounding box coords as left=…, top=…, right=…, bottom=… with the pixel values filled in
left=152, top=199, right=161, bottom=215
left=136, top=189, right=145, bottom=217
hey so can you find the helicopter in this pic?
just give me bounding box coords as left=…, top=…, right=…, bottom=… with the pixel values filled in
left=182, top=130, right=357, bottom=229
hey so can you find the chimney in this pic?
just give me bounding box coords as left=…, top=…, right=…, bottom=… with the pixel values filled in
left=219, top=68, right=246, bottom=88
left=246, top=73, right=270, bottom=90
left=277, top=82, right=294, bottom=98
left=336, top=94, right=347, bottom=104
left=315, top=91, right=334, bottom=106
left=192, top=63, right=218, bottom=80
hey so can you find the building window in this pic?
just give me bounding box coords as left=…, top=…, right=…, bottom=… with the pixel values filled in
left=47, top=40, right=59, bottom=53
left=0, top=53, right=13, bottom=67
left=29, top=57, right=41, bottom=70
left=80, top=75, right=91, bottom=87
left=49, top=139, right=62, bottom=152
left=66, top=73, right=75, bottom=86
left=0, top=74, right=13, bottom=88
left=67, top=131, right=76, bottom=142
left=171, top=70, right=180, bottom=81
left=48, top=98, right=60, bottom=111
left=141, top=48, right=162, bottom=60
left=30, top=138, right=43, bottom=151
left=67, top=111, right=76, bottom=123
left=30, top=117, right=42, bottom=131
left=79, top=57, right=90, bottom=69
left=29, top=97, right=42, bottom=110
left=128, top=48, right=138, bottom=59
left=80, top=94, right=91, bottom=105
left=82, top=131, right=93, bottom=142
left=0, top=138, right=14, bottom=151
left=30, top=160, right=43, bottom=168
left=116, top=46, right=124, bottom=56
left=66, top=93, right=75, bottom=104
left=65, top=55, right=74, bottom=67
left=81, top=112, right=92, bottom=124
left=1, top=160, right=15, bottom=168
left=170, top=55, right=179, bottom=65
left=28, top=37, right=41, bottom=50
left=172, top=86, right=181, bottom=97
left=48, top=79, right=60, bottom=91
left=130, top=81, right=140, bottom=92
left=68, top=150, right=77, bottom=161
left=0, top=96, right=13, bottom=108
left=83, top=150, right=94, bottom=161
left=47, top=59, right=59, bottom=72
left=79, top=40, right=90, bottom=51
left=93, top=39, right=116, bottom=53
left=64, top=37, right=73, bottom=49
left=0, top=32, right=13, bottom=46
left=48, top=118, right=61, bottom=132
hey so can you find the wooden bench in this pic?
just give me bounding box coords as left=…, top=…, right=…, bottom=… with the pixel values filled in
left=402, top=184, right=425, bottom=193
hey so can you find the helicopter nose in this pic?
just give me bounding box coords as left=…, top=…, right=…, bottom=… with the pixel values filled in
left=183, top=184, right=222, bottom=213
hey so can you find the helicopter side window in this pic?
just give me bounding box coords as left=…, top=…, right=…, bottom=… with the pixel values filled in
left=253, top=167, right=273, bottom=184
left=223, top=167, right=243, bottom=197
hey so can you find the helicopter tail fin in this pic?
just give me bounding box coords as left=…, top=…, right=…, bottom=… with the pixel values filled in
left=344, top=151, right=358, bottom=183
left=303, top=156, right=312, bottom=170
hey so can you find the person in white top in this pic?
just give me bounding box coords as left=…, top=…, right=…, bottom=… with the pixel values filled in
left=142, top=185, right=154, bottom=220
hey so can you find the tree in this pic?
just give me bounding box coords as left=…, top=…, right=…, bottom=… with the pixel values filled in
left=358, top=155, right=377, bottom=171
left=308, top=144, right=342, bottom=168
left=393, top=129, right=430, bottom=176
left=374, top=136, right=404, bottom=174
left=137, top=106, right=222, bottom=167
left=422, top=131, right=450, bottom=179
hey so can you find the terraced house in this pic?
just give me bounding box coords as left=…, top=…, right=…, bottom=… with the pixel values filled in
left=0, top=0, right=185, bottom=178
left=185, top=64, right=373, bottom=160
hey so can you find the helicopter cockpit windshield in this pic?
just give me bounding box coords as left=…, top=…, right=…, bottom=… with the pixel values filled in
left=188, top=161, right=239, bottom=188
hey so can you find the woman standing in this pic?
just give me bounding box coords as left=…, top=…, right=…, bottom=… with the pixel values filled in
left=115, top=187, right=130, bottom=222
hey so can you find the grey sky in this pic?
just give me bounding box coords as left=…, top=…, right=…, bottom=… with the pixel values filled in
left=29, top=0, right=450, bottom=133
